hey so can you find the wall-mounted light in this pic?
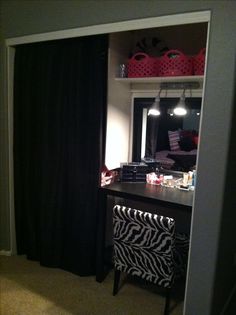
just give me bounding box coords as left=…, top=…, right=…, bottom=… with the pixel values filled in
left=148, top=82, right=200, bottom=118
left=148, top=89, right=161, bottom=116
left=173, top=90, right=187, bottom=116
left=160, top=82, right=200, bottom=117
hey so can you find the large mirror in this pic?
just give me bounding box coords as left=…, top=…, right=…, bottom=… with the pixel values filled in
left=132, top=97, right=201, bottom=172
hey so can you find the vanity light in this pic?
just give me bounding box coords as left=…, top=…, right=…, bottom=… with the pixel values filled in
left=148, top=90, right=161, bottom=116
left=173, top=90, right=187, bottom=116
left=159, top=82, right=200, bottom=117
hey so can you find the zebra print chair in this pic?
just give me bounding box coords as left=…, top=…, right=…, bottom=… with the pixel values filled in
left=112, top=204, right=189, bottom=315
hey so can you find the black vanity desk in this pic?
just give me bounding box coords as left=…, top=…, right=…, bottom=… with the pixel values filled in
left=96, top=182, right=193, bottom=282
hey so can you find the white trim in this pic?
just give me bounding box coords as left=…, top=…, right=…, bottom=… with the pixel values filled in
left=115, top=75, right=204, bottom=84
left=141, top=109, right=148, bottom=158
left=5, top=11, right=211, bottom=46
left=0, top=250, right=12, bottom=256
left=128, top=97, right=134, bottom=162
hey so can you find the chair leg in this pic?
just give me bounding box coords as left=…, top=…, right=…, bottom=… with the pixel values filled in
left=113, top=269, right=121, bottom=296
left=164, top=288, right=171, bottom=315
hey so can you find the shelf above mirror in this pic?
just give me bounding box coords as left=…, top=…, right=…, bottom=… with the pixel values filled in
left=115, top=75, right=204, bottom=84
left=114, top=75, right=204, bottom=95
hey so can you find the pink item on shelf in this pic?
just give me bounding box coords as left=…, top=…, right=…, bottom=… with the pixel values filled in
left=159, top=50, right=193, bottom=76
left=127, top=52, right=159, bottom=77
left=193, top=48, right=206, bottom=75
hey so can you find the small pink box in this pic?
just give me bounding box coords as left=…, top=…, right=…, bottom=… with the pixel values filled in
left=146, top=172, right=162, bottom=185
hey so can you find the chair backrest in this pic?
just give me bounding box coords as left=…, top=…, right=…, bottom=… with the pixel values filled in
left=113, top=205, right=175, bottom=288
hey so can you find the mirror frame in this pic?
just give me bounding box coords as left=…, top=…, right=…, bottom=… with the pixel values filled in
left=132, top=97, right=202, bottom=162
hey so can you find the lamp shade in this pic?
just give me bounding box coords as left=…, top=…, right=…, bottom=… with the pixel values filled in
left=148, top=94, right=161, bottom=116
left=173, top=92, right=187, bottom=116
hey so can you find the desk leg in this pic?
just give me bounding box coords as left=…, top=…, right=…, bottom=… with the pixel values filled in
left=96, top=189, right=108, bottom=282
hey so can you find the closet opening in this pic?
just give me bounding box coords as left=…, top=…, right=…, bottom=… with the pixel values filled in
left=6, top=10, right=211, bottom=315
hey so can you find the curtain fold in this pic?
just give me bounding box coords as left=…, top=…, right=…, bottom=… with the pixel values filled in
left=14, top=35, right=108, bottom=276
left=145, top=115, right=160, bottom=158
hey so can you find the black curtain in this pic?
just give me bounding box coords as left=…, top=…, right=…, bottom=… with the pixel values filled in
left=132, top=99, right=146, bottom=161
left=14, top=35, right=108, bottom=276
left=145, top=115, right=160, bottom=158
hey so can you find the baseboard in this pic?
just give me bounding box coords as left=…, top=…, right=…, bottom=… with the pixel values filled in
left=0, top=250, right=12, bottom=256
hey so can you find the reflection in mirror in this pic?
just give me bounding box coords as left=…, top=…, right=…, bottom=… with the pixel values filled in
left=132, top=98, right=201, bottom=172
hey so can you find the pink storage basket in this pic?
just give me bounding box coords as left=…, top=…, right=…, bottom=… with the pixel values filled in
left=193, top=48, right=206, bottom=75
left=127, top=53, right=158, bottom=77
left=159, top=50, right=193, bottom=76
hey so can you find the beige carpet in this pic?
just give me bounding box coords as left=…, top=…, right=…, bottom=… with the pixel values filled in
left=0, top=255, right=184, bottom=315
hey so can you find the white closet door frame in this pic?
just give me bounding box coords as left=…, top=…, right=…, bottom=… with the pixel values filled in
left=6, top=7, right=211, bottom=255
left=5, top=11, right=211, bottom=315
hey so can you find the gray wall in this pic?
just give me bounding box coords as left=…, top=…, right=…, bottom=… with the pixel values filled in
left=0, top=1, right=235, bottom=315
left=211, top=58, right=236, bottom=314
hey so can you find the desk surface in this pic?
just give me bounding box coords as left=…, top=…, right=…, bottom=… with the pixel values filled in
left=100, top=182, right=193, bottom=210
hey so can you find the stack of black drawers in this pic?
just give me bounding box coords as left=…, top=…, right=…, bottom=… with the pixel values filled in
left=120, top=163, right=150, bottom=182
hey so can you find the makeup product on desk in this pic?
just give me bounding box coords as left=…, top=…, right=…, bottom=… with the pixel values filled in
left=183, top=172, right=189, bottom=187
